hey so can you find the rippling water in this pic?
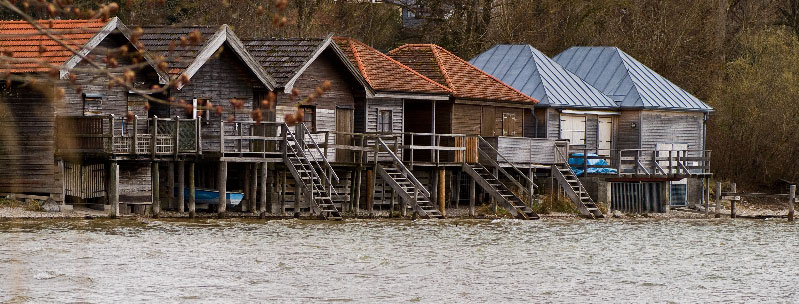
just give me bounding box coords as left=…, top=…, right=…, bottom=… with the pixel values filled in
left=1, top=218, right=797, bottom=303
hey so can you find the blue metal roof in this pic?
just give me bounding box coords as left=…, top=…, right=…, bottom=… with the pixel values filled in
left=469, top=45, right=617, bottom=109
left=553, top=46, right=712, bottom=112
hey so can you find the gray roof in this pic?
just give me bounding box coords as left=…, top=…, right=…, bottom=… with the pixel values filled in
left=137, top=25, right=221, bottom=76
left=242, top=38, right=325, bottom=87
left=469, top=45, right=617, bottom=109
left=553, top=46, right=712, bottom=112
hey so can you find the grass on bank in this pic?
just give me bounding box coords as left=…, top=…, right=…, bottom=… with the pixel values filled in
left=0, top=198, right=44, bottom=212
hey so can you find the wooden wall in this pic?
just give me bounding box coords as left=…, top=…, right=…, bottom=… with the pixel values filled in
left=451, top=102, right=532, bottom=137
left=640, top=110, right=704, bottom=152
left=585, top=114, right=599, bottom=149
left=545, top=108, right=560, bottom=139
left=365, top=98, right=403, bottom=133
left=616, top=110, right=641, bottom=151
left=119, top=162, right=152, bottom=203
left=0, top=83, right=57, bottom=195
left=452, top=104, right=481, bottom=135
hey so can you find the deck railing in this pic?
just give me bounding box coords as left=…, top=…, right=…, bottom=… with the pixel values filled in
left=212, top=121, right=283, bottom=158
left=56, top=115, right=200, bottom=157
left=562, top=147, right=712, bottom=176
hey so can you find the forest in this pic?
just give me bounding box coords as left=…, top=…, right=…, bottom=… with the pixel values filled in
left=5, top=0, right=799, bottom=190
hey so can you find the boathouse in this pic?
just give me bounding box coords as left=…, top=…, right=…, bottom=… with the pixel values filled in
left=552, top=46, right=713, bottom=212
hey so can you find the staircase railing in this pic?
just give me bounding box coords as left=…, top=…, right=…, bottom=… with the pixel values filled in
left=300, top=123, right=339, bottom=184
left=284, top=124, right=341, bottom=203
left=376, top=137, right=430, bottom=198
left=476, top=136, right=537, bottom=197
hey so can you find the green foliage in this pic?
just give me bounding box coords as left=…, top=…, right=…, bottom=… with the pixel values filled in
left=708, top=27, right=799, bottom=188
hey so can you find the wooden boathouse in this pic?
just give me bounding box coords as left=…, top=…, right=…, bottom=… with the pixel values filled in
left=0, top=18, right=714, bottom=218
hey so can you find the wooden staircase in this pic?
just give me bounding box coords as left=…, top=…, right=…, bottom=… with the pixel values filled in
left=377, top=164, right=442, bottom=219
left=552, top=163, right=604, bottom=219
left=283, top=124, right=342, bottom=220
left=463, top=163, right=539, bottom=220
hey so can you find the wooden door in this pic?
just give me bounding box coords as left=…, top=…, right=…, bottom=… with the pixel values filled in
left=335, top=107, right=354, bottom=162
left=481, top=106, right=495, bottom=137
left=560, top=114, right=586, bottom=145
left=598, top=116, right=613, bottom=156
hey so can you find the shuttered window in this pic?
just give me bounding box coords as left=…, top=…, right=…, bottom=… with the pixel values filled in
left=300, top=105, right=316, bottom=132
left=560, top=114, right=586, bottom=145
left=378, top=110, right=392, bottom=133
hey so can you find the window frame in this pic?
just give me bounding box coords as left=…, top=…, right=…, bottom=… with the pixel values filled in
left=377, top=109, right=393, bottom=133
left=299, top=105, right=316, bottom=132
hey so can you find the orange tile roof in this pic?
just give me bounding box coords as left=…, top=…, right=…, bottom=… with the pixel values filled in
left=388, top=44, right=538, bottom=103
left=333, top=37, right=452, bottom=95
left=0, top=19, right=107, bottom=73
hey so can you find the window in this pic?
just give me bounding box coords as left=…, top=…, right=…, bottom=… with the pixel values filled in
left=378, top=109, right=392, bottom=133
left=83, top=93, right=103, bottom=116
left=502, top=112, right=518, bottom=136
left=193, top=98, right=212, bottom=123
left=300, top=105, right=315, bottom=131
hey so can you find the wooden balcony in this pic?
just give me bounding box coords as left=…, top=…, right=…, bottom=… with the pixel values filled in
left=565, top=147, right=712, bottom=178
left=56, top=115, right=200, bottom=160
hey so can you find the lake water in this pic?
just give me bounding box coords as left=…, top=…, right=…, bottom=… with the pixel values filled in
left=1, top=218, right=797, bottom=303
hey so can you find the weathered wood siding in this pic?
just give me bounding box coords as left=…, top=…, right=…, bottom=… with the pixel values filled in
left=0, top=83, right=56, bottom=194
left=546, top=108, right=560, bottom=139
left=523, top=108, right=536, bottom=138
left=494, top=106, right=524, bottom=136
left=584, top=114, right=598, bottom=149
left=640, top=110, right=704, bottom=153
left=365, top=98, right=403, bottom=133
left=484, top=136, right=565, bottom=164
left=60, top=33, right=159, bottom=117
left=616, top=110, right=641, bottom=151
left=452, top=104, right=481, bottom=135
left=435, top=101, right=453, bottom=134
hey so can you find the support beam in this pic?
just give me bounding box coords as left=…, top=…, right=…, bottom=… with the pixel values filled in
left=177, top=161, right=185, bottom=213
left=730, top=182, right=737, bottom=219
left=354, top=168, right=362, bottom=213
left=244, top=164, right=252, bottom=213
left=217, top=161, right=227, bottom=216
left=439, top=168, right=446, bottom=217
left=789, top=184, right=795, bottom=222
left=152, top=162, right=160, bottom=217
left=260, top=162, right=268, bottom=217
left=469, top=177, right=476, bottom=217
left=250, top=163, right=259, bottom=213
left=281, top=170, right=287, bottom=216
left=294, top=178, right=301, bottom=217
left=109, top=161, right=119, bottom=218
left=168, top=162, right=175, bottom=210
left=715, top=181, right=722, bottom=218
left=188, top=162, right=196, bottom=218
left=366, top=169, right=375, bottom=217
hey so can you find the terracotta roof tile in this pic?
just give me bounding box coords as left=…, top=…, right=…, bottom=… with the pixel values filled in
left=333, top=37, right=451, bottom=95
left=388, top=44, right=538, bottom=103
left=0, top=19, right=107, bottom=73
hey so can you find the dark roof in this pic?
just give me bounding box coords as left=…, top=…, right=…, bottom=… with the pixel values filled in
left=333, top=37, right=451, bottom=95
left=470, top=45, right=617, bottom=109
left=242, top=38, right=325, bottom=87
left=137, top=25, right=220, bottom=76
left=0, top=19, right=106, bottom=73
left=553, top=46, right=712, bottom=112
left=389, top=44, right=537, bottom=103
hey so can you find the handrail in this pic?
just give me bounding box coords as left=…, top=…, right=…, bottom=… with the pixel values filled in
left=477, top=135, right=536, bottom=189
left=284, top=124, right=341, bottom=201
left=376, top=137, right=430, bottom=198
left=300, top=123, right=339, bottom=183
left=477, top=148, right=535, bottom=200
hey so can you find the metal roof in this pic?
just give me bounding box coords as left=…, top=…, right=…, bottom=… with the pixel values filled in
left=553, top=46, right=712, bottom=112
left=469, top=45, right=617, bottom=109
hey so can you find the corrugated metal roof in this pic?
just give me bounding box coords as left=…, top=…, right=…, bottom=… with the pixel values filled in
left=469, top=45, right=617, bottom=109
left=553, top=46, right=712, bottom=112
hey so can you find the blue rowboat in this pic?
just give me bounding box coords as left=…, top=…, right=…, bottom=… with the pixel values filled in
left=177, top=187, right=243, bottom=206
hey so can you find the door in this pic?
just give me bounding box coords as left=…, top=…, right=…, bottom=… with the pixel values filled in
left=481, top=106, right=495, bottom=136
left=501, top=112, right=518, bottom=136
left=335, top=107, right=354, bottom=162
left=598, top=116, right=613, bottom=156
left=560, top=114, right=586, bottom=145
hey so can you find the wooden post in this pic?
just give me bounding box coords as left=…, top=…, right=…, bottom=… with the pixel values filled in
left=492, top=167, right=498, bottom=215
left=431, top=169, right=439, bottom=210
left=469, top=177, right=476, bottom=217
left=167, top=161, right=175, bottom=210
left=789, top=184, right=795, bottom=222
left=454, top=170, right=461, bottom=209
left=439, top=168, right=446, bottom=217
left=715, top=181, right=721, bottom=218
left=705, top=178, right=710, bottom=217
left=260, top=162, right=268, bottom=217
left=151, top=162, right=160, bottom=217
left=109, top=161, right=119, bottom=218
left=354, top=168, right=362, bottom=213
left=730, top=182, right=737, bottom=219
left=281, top=170, right=287, bottom=216
left=251, top=163, right=259, bottom=213
left=243, top=164, right=252, bottom=213
left=294, top=178, right=301, bottom=217
left=177, top=161, right=185, bottom=213
left=151, top=116, right=158, bottom=158
left=366, top=169, right=375, bottom=217
left=217, top=161, right=227, bottom=216
left=188, top=162, right=196, bottom=218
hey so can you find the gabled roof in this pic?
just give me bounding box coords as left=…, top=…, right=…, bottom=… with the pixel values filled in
left=470, top=45, right=617, bottom=109
left=333, top=37, right=451, bottom=96
left=388, top=44, right=537, bottom=104
left=553, top=46, right=712, bottom=112
left=138, top=24, right=276, bottom=90
left=0, top=18, right=169, bottom=82
left=243, top=36, right=372, bottom=94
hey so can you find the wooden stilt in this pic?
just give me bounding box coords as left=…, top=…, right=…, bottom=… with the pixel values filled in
left=294, top=177, right=301, bottom=217
left=250, top=163, right=259, bottom=213
left=789, top=184, right=795, bottom=222
left=217, top=161, right=227, bottom=216
left=439, top=168, right=446, bottom=217
left=432, top=169, right=438, bottom=209
left=354, top=168, right=362, bottom=214
left=454, top=170, right=462, bottom=210
left=151, top=162, right=160, bottom=217
left=168, top=161, right=175, bottom=210
left=366, top=169, right=375, bottom=217
left=281, top=170, right=287, bottom=216
left=730, top=182, right=737, bottom=218
left=109, top=161, right=119, bottom=218
left=715, top=181, right=722, bottom=218
left=243, top=164, right=252, bottom=213
left=188, top=162, right=196, bottom=218
left=260, top=162, right=267, bottom=217
left=469, top=177, right=476, bottom=217
left=177, top=161, right=185, bottom=213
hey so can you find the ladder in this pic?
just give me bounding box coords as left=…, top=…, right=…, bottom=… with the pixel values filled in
left=462, top=162, right=539, bottom=220
left=374, top=138, right=441, bottom=218
left=552, top=163, right=604, bottom=219
left=282, top=124, right=342, bottom=220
